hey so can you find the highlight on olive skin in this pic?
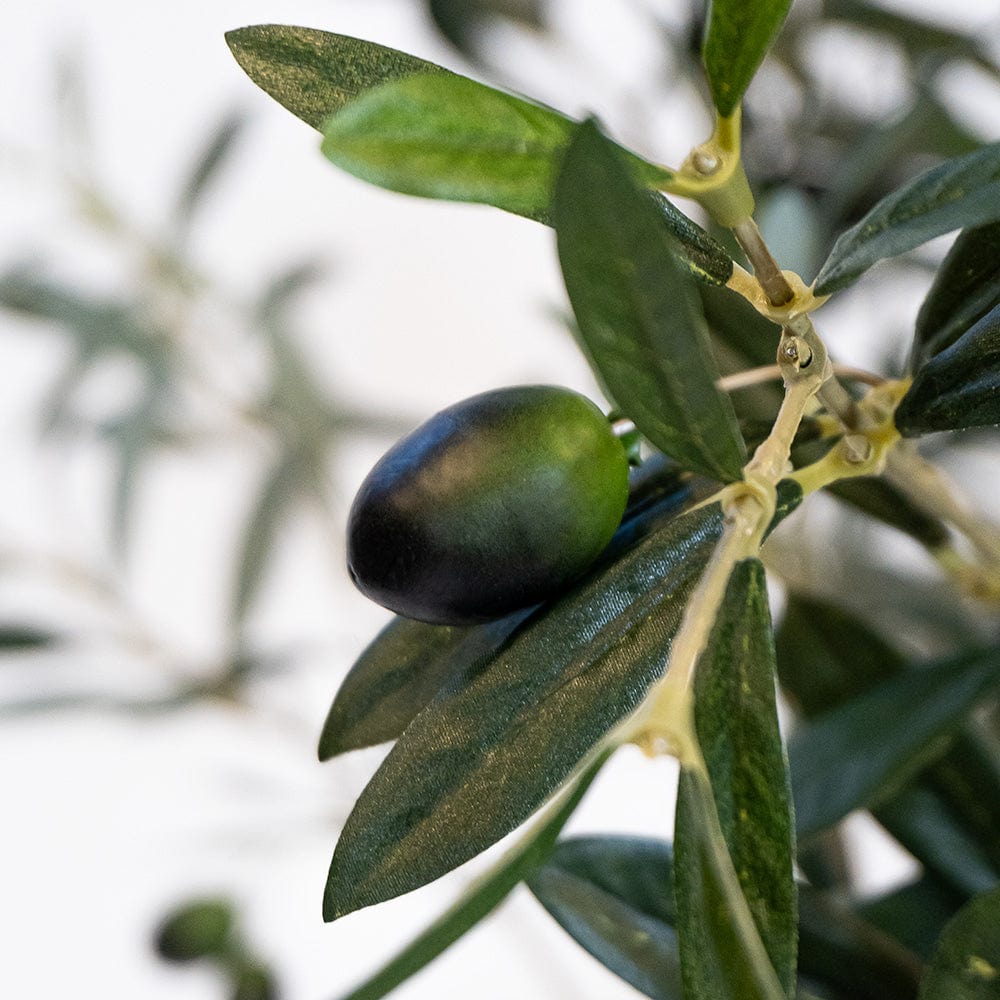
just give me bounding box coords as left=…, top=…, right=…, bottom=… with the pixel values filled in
left=346, top=385, right=631, bottom=625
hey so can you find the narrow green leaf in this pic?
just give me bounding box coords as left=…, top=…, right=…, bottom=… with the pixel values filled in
left=318, top=613, right=524, bottom=760
left=860, top=875, right=965, bottom=962
left=703, top=0, right=793, bottom=117
left=0, top=625, right=59, bottom=651
left=826, top=477, right=951, bottom=551
left=225, top=25, right=448, bottom=131
left=324, top=502, right=722, bottom=920
left=919, top=886, right=1000, bottom=999
left=321, top=72, right=671, bottom=223
left=912, top=222, right=1000, bottom=367
left=554, top=120, right=746, bottom=482
left=874, top=784, right=999, bottom=899
left=528, top=836, right=683, bottom=1000
left=814, top=142, right=1000, bottom=295
left=896, top=302, right=1000, bottom=436
left=776, top=593, right=904, bottom=718
left=233, top=450, right=311, bottom=624
left=790, top=645, right=1000, bottom=840
left=797, top=885, right=924, bottom=1000
left=675, top=558, right=796, bottom=998
left=336, top=750, right=610, bottom=1000
left=174, top=110, right=246, bottom=234
left=427, top=0, right=545, bottom=55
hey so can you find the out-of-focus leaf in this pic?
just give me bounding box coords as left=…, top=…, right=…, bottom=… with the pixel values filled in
left=174, top=110, right=246, bottom=234
left=321, top=73, right=672, bottom=223
left=254, top=258, right=326, bottom=328
left=703, top=0, right=793, bottom=117
left=860, top=875, right=965, bottom=962
left=675, top=558, right=796, bottom=998
left=427, top=0, right=545, bottom=55
left=874, top=784, right=998, bottom=899
left=225, top=25, right=448, bottom=131
left=776, top=592, right=902, bottom=718
left=323, top=502, right=722, bottom=920
left=797, top=885, right=923, bottom=1000
left=0, top=625, right=59, bottom=650
left=528, top=836, right=683, bottom=1000
left=919, top=886, right=1000, bottom=999
left=229, top=962, right=279, bottom=1000
left=233, top=449, right=315, bottom=623
left=913, top=222, right=1000, bottom=367
left=336, top=751, right=609, bottom=1000
left=790, top=645, right=1000, bottom=840
left=554, top=121, right=746, bottom=482
left=826, top=477, right=951, bottom=551
left=814, top=142, right=1000, bottom=295
left=897, top=302, right=1000, bottom=436
left=824, top=0, right=993, bottom=72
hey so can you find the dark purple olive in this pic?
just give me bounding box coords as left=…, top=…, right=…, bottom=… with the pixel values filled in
left=347, top=385, right=630, bottom=624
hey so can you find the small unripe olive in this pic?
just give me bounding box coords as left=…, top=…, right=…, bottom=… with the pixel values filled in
left=347, top=385, right=630, bottom=625
left=154, top=898, right=235, bottom=963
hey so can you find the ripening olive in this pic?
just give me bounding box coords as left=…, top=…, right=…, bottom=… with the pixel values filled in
left=347, top=385, right=630, bottom=625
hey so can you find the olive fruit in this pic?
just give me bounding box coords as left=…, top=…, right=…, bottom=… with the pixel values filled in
left=154, top=898, right=235, bottom=963
left=347, top=385, right=630, bottom=625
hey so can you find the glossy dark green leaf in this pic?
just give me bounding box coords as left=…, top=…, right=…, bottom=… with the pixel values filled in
left=318, top=613, right=524, bottom=760
left=896, top=302, right=1000, bottom=436
left=826, top=477, right=950, bottom=551
left=919, top=886, right=1000, bottom=999
left=321, top=72, right=671, bottom=223
left=790, top=644, right=1000, bottom=840
left=336, top=751, right=609, bottom=1000
left=324, top=502, right=722, bottom=920
left=814, top=142, right=1000, bottom=295
left=912, top=222, right=1000, bottom=367
left=528, top=836, right=683, bottom=1000
left=174, top=110, right=246, bottom=234
left=225, top=25, right=448, bottom=131
left=675, top=558, right=796, bottom=998
left=703, top=0, right=793, bottom=117
left=0, top=625, right=59, bottom=650
left=555, top=121, right=746, bottom=482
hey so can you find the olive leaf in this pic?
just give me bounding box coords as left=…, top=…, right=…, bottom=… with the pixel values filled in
left=919, top=886, right=1000, bottom=1000
left=674, top=558, right=797, bottom=999
left=911, top=222, right=1000, bottom=367
left=528, top=837, right=683, bottom=1000
left=321, top=71, right=671, bottom=223
left=896, top=302, right=1000, bottom=436
left=226, top=25, right=734, bottom=284
left=335, top=751, right=609, bottom=1000
left=861, top=875, right=965, bottom=962
left=323, top=502, right=722, bottom=920
left=0, top=626, right=60, bottom=651
left=554, top=120, right=747, bottom=483
left=790, top=644, right=1000, bottom=840
left=702, top=0, right=793, bottom=117
left=814, top=141, right=1000, bottom=295
left=225, top=25, right=448, bottom=131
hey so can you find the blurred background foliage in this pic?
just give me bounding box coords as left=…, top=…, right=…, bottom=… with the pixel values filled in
left=2, top=1, right=1000, bottom=998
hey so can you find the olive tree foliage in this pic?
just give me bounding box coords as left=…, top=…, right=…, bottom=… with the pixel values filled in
left=225, top=3, right=1000, bottom=999
left=4, top=2, right=1000, bottom=999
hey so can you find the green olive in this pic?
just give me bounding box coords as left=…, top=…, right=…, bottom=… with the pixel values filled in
left=347, top=385, right=630, bottom=625
left=154, top=899, right=235, bottom=963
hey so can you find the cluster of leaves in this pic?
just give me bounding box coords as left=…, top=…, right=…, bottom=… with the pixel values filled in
left=228, top=4, right=1000, bottom=1000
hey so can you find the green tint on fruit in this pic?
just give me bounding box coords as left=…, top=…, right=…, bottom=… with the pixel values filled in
left=154, top=898, right=235, bottom=963
left=347, top=385, right=630, bottom=624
